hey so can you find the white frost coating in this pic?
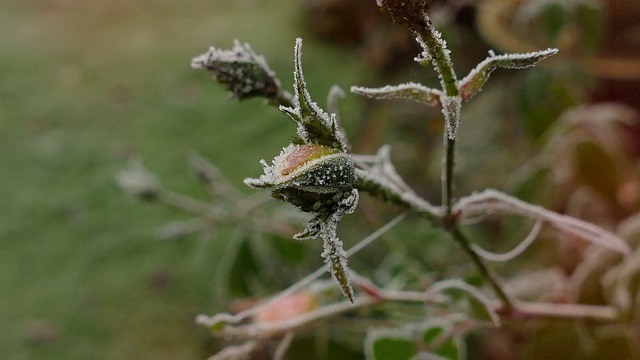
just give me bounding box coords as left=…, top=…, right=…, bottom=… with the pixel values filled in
left=243, top=144, right=351, bottom=191
left=414, top=36, right=433, bottom=64
left=440, top=95, right=462, bottom=140
left=457, top=48, right=558, bottom=102
left=351, top=82, right=442, bottom=106
left=415, top=29, right=457, bottom=91
left=454, top=189, right=631, bottom=255
left=191, top=39, right=276, bottom=77
left=280, top=38, right=348, bottom=151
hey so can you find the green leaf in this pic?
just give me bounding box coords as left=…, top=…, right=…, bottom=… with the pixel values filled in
left=420, top=322, right=465, bottom=360
left=322, top=233, right=354, bottom=302
left=365, top=330, right=417, bottom=360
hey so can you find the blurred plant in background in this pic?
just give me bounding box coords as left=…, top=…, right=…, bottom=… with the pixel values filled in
left=117, top=0, right=640, bottom=359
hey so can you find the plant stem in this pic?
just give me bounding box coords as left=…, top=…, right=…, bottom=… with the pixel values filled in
left=414, top=12, right=515, bottom=309
left=443, top=135, right=455, bottom=215
left=449, top=226, right=514, bottom=311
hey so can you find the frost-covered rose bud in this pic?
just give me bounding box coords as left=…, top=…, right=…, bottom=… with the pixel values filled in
left=245, top=143, right=355, bottom=214
left=241, top=38, right=358, bottom=302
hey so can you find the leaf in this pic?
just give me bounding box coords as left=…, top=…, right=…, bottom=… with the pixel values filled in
left=421, top=325, right=463, bottom=360
left=458, top=48, right=558, bottom=102
left=191, top=40, right=288, bottom=104
left=365, top=320, right=466, bottom=360
left=351, top=82, right=442, bottom=107
left=322, top=231, right=354, bottom=302
left=280, top=38, right=348, bottom=151
left=365, top=329, right=418, bottom=360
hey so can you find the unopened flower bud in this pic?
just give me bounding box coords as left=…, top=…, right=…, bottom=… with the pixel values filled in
left=245, top=144, right=355, bottom=214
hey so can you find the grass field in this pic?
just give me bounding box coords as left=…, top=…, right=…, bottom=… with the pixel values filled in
left=0, top=1, right=372, bottom=358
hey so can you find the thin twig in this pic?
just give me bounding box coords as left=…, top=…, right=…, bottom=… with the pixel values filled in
left=472, top=219, right=544, bottom=262
left=449, top=226, right=515, bottom=311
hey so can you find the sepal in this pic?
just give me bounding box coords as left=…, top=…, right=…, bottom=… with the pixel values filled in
left=280, top=38, right=349, bottom=151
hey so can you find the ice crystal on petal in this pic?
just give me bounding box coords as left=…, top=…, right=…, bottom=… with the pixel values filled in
left=351, top=82, right=442, bottom=107
left=441, top=95, right=462, bottom=140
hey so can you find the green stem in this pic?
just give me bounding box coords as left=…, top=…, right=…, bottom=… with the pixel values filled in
left=442, top=134, right=455, bottom=215
left=357, top=10, right=514, bottom=312
left=413, top=13, right=459, bottom=216
left=413, top=14, right=458, bottom=97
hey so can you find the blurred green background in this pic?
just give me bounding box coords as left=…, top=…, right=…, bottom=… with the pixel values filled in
left=0, top=0, right=374, bottom=358
left=3, top=0, right=639, bottom=359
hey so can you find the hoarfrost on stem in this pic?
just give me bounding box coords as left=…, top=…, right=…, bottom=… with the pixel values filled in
left=441, top=95, right=462, bottom=140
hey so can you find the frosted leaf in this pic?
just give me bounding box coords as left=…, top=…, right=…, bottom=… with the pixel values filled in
left=440, top=95, right=462, bottom=140
left=458, top=48, right=558, bottom=102
left=191, top=40, right=289, bottom=104
left=351, top=82, right=442, bottom=107
left=454, top=189, right=631, bottom=255
left=320, top=213, right=354, bottom=302
left=280, top=38, right=348, bottom=151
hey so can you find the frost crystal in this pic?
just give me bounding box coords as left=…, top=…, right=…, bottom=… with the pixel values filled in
left=304, top=189, right=358, bottom=302
left=458, top=48, right=558, bottom=101
left=415, top=29, right=457, bottom=91
left=351, top=82, right=442, bottom=107
left=440, top=95, right=462, bottom=140
left=279, top=38, right=348, bottom=151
